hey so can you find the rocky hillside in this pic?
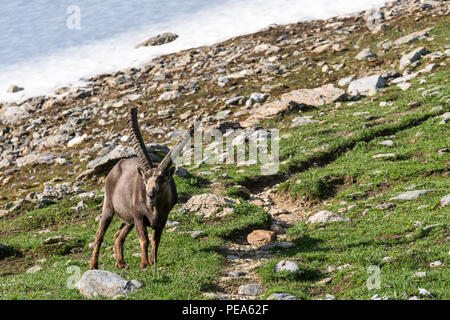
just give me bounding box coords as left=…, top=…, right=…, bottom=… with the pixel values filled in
left=0, top=0, right=449, bottom=300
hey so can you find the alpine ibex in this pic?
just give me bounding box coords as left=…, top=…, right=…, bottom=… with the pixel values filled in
left=90, top=107, right=195, bottom=271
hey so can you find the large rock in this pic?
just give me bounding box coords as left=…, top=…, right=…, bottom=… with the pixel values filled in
left=83, top=144, right=168, bottom=177
left=390, top=190, right=431, bottom=201
left=247, top=230, right=277, bottom=246
left=348, top=75, right=386, bottom=96
left=183, top=194, right=238, bottom=218
left=399, top=47, right=429, bottom=70
left=394, top=28, right=433, bottom=46
left=32, top=183, right=84, bottom=202
left=7, top=85, right=24, bottom=93
left=279, top=84, right=345, bottom=107
left=306, top=211, right=351, bottom=224
left=76, top=270, right=140, bottom=299
left=136, top=32, right=178, bottom=48
left=242, top=84, right=344, bottom=127
left=0, top=104, right=30, bottom=123
left=312, top=43, right=332, bottom=54
left=16, top=153, right=59, bottom=168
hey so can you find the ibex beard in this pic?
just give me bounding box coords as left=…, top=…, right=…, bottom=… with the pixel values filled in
left=89, top=107, right=195, bottom=272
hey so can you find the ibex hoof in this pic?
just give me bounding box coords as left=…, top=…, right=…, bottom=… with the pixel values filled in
left=140, top=263, right=149, bottom=270
left=116, top=262, right=129, bottom=270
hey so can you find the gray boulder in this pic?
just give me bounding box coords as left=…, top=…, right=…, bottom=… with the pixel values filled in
left=76, top=270, right=140, bottom=299
left=394, top=28, right=433, bottom=45
left=348, top=75, right=386, bottom=96
left=136, top=32, right=178, bottom=48
left=399, top=47, right=429, bottom=70
left=0, top=104, right=30, bottom=123
left=183, top=194, right=238, bottom=218
left=83, top=144, right=168, bottom=178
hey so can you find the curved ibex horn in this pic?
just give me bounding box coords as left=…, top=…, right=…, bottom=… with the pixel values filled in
left=127, top=107, right=153, bottom=172
left=158, top=117, right=200, bottom=173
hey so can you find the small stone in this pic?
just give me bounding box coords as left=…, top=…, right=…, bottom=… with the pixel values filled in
left=378, top=140, right=394, bottom=147
left=267, top=293, right=296, bottom=300
left=247, top=230, right=277, bottom=246
left=157, top=90, right=181, bottom=101
left=306, top=211, right=351, bottom=224
left=355, top=48, right=376, bottom=60
left=228, top=271, right=246, bottom=278
left=338, top=75, right=354, bottom=87
left=418, top=288, right=433, bottom=297
left=325, top=294, right=336, bottom=300
left=439, top=194, right=450, bottom=207
left=130, top=280, right=144, bottom=289
left=26, top=265, right=44, bottom=273
left=68, top=134, right=88, bottom=147
left=190, top=231, right=204, bottom=239
left=412, top=272, right=427, bottom=278
left=316, top=277, right=332, bottom=285
left=429, top=260, right=443, bottom=268
left=238, top=283, right=263, bottom=296
left=275, top=260, right=301, bottom=273
left=397, top=82, right=412, bottom=91
left=372, top=153, right=396, bottom=159
left=390, top=190, right=431, bottom=201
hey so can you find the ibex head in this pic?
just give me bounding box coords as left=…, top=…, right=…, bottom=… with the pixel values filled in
left=137, top=167, right=175, bottom=205
left=127, top=107, right=195, bottom=207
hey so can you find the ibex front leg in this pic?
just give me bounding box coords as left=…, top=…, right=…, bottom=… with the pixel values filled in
left=135, top=218, right=150, bottom=270
left=150, top=227, right=163, bottom=275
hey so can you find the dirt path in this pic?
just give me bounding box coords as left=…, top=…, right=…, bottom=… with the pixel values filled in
left=206, top=184, right=313, bottom=299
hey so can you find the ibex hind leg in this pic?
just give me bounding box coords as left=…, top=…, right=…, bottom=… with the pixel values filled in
left=114, top=223, right=134, bottom=269
left=89, top=200, right=114, bottom=270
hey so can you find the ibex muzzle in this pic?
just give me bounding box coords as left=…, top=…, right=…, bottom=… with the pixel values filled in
left=90, top=107, right=196, bottom=272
